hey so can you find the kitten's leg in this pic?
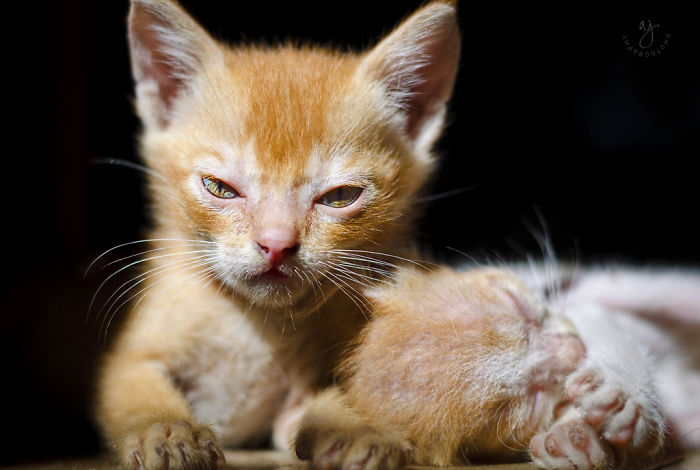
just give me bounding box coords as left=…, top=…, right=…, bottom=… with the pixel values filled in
left=530, top=304, right=667, bottom=469
left=529, top=369, right=665, bottom=470
left=565, top=267, right=700, bottom=450
left=97, top=355, right=225, bottom=470
left=294, top=388, right=414, bottom=470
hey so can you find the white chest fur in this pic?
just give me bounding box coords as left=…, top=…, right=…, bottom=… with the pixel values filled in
left=177, top=312, right=290, bottom=447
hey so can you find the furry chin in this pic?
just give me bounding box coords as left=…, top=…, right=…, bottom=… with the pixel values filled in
left=231, top=270, right=319, bottom=310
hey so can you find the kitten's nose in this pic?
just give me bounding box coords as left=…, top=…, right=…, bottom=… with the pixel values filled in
left=255, top=230, right=299, bottom=268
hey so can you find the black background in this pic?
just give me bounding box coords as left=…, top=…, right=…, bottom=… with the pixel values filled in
left=2, top=1, right=698, bottom=464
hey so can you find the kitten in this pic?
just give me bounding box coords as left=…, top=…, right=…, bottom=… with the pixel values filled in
left=295, top=263, right=700, bottom=470
left=95, top=1, right=460, bottom=469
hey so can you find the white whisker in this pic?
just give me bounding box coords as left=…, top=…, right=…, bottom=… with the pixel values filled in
left=85, top=238, right=216, bottom=276
left=319, top=261, right=380, bottom=290
left=98, top=241, right=214, bottom=270
left=320, top=270, right=371, bottom=320
left=91, top=157, right=167, bottom=182
left=332, top=260, right=395, bottom=279
left=88, top=248, right=218, bottom=321
left=332, top=254, right=399, bottom=270
left=494, top=401, right=520, bottom=453
left=99, top=254, right=219, bottom=337
left=100, top=252, right=218, bottom=318
left=330, top=249, right=435, bottom=271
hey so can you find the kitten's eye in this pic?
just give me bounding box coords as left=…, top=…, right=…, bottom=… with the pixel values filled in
left=202, top=175, right=239, bottom=199
left=318, top=186, right=363, bottom=208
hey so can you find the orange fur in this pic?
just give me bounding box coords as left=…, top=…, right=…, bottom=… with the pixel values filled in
left=344, top=267, right=545, bottom=464
left=296, top=266, right=585, bottom=467
left=96, top=1, right=460, bottom=469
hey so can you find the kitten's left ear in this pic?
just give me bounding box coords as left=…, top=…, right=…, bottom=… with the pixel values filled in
left=358, top=1, right=460, bottom=152
left=128, top=0, right=222, bottom=129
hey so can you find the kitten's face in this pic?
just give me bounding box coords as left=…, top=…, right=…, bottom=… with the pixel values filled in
left=129, top=1, right=460, bottom=310
left=145, top=50, right=428, bottom=308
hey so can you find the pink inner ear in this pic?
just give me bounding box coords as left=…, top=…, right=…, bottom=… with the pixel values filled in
left=129, top=4, right=190, bottom=125
left=405, top=47, right=459, bottom=141
left=361, top=3, right=460, bottom=144
left=143, top=46, right=185, bottom=114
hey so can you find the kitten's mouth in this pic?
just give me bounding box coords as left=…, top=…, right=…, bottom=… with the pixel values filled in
left=247, top=267, right=298, bottom=288
left=238, top=265, right=317, bottom=308
left=258, top=268, right=289, bottom=281
left=240, top=266, right=331, bottom=310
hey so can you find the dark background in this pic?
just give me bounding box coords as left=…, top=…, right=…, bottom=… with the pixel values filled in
left=2, top=1, right=698, bottom=464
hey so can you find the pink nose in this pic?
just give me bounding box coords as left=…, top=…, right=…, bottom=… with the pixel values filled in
left=255, top=231, right=299, bottom=268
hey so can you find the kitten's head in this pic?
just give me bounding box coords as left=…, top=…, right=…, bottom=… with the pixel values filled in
left=128, top=0, right=460, bottom=310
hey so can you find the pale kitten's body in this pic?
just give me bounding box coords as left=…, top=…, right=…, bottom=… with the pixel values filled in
left=296, top=263, right=699, bottom=470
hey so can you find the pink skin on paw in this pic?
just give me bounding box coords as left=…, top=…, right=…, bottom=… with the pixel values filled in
left=584, top=390, right=625, bottom=426
left=531, top=418, right=612, bottom=470
left=606, top=401, right=642, bottom=447
left=551, top=333, right=586, bottom=375
left=568, top=424, right=590, bottom=451
left=565, top=370, right=601, bottom=402
left=544, top=433, right=565, bottom=457
left=565, top=369, right=663, bottom=458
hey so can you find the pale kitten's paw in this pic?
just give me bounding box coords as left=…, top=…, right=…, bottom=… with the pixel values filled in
left=530, top=411, right=613, bottom=470
left=565, top=368, right=665, bottom=456
left=530, top=367, right=666, bottom=469
left=121, top=420, right=225, bottom=470
left=295, top=425, right=414, bottom=470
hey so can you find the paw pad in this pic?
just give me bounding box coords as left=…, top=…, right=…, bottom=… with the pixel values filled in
left=565, top=370, right=601, bottom=401
left=530, top=416, right=612, bottom=470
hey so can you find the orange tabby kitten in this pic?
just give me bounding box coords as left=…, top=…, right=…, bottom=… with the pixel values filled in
left=96, top=1, right=459, bottom=469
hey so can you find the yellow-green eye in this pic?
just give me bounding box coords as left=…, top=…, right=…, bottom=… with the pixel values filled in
left=319, top=186, right=363, bottom=208
left=202, top=175, right=239, bottom=199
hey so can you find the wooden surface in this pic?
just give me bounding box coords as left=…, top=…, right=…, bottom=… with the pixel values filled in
left=3, top=449, right=698, bottom=470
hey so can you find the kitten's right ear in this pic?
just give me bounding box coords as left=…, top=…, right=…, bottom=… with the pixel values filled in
left=128, top=0, right=220, bottom=129
left=357, top=1, right=460, bottom=153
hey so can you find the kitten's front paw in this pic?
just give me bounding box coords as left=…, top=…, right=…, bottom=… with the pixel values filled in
left=295, top=425, right=414, bottom=470
left=565, top=368, right=665, bottom=456
left=530, top=413, right=613, bottom=470
left=121, top=420, right=225, bottom=470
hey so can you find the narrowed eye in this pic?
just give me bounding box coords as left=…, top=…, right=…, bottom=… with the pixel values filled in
left=202, top=175, right=239, bottom=199
left=318, top=186, right=363, bottom=208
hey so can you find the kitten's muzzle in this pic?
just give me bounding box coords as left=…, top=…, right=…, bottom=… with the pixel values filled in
left=256, top=239, right=300, bottom=269
left=253, top=221, right=300, bottom=269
